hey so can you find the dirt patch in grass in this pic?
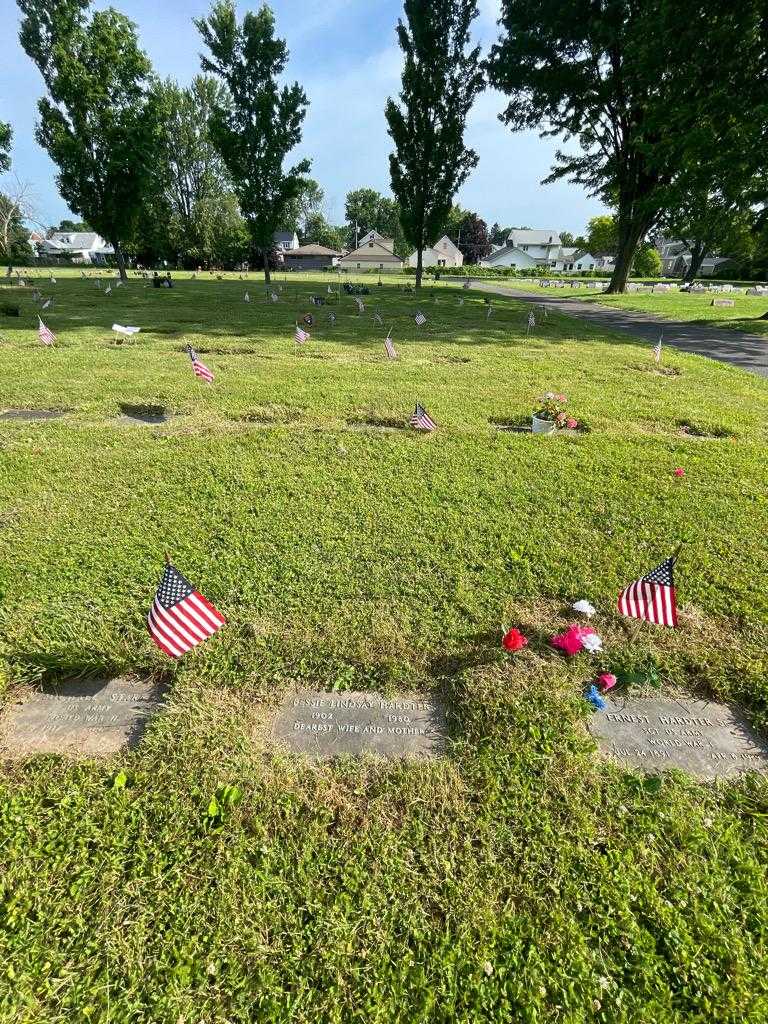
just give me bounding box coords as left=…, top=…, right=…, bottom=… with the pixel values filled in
left=0, top=408, right=68, bottom=421
left=116, top=403, right=169, bottom=426
left=232, top=405, right=304, bottom=425
left=630, top=362, right=682, bottom=377
left=677, top=419, right=736, bottom=440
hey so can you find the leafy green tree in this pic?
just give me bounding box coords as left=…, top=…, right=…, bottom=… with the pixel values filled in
left=585, top=215, right=619, bottom=255
left=196, top=1, right=310, bottom=283
left=283, top=178, right=325, bottom=235
left=50, top=218, right=92, bottom=234
left=18, top=0, right=161, bottom=280
left=632, top=243, right=661, bottom=278
left=301, top=212, right=346, bottom=251
left=385, top=0, right=484, bottom=288
left=0, top=122, right=12, bottom=174
left=661, top=192, right=755, bottom=283
left=488, top=1, right=768, bottom=293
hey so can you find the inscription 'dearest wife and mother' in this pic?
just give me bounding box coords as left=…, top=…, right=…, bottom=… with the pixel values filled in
left=272, top=691, right=448, bottom=759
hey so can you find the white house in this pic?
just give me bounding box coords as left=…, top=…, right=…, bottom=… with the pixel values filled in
left=38, top=231, right=114, bottom=264
left=407, top=235, right=463, bottom=269
left=552, top=248, right=596, bottom=272
left=479, top=243, right=538, bottom=270
left=593, top=252, right=616, bottom=272
left=338, top=230, right=403, bottom=272
left=273, top=230, right=299, bottom=253
left=480, top=230, right=597, bottom=273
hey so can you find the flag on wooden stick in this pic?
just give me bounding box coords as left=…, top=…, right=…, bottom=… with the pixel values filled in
left=653, top=332, right=663, bottom=363
left=148, top=560, right=226, bottom=658
left=618, top=553, right=679, bottom=627
left=187, top=345, right=213, bottom=382
left=410, top=402, right=437, bottom=431
left=38, top=317, right=56, bottom=346
left=486, top=304, right=493, bottom=319
left=295, top=323, right=310, bottom=344
left=244, top=291, right=250, bottom=303
left=373, top=309, right=383, bottom=325
left=384, top=331, right=397, bottom=360
left=527, top=310, right=536, bottom=334
left=414, top=311, right=427, bottom=327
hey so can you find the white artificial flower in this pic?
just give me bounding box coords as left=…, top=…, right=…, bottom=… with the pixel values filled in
left=572, top=599, right=596, bottom=618
left=581, top=633, right=603, bottom=653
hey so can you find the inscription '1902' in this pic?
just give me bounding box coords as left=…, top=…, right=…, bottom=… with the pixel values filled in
left=588, top=696, right=768, bottom=780
left=272, top=690, right=448, bottom=759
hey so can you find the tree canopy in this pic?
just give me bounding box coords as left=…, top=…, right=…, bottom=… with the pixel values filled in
left=196, top=0, right=310, bottom=281
left=18, top=0, right=161, bottom=279
left=385, top=0, right=484, bottom=287
left=0, top=122, right=12, bottom=174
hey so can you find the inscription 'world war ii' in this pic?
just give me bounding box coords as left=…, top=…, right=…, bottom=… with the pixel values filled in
left=272, top=691, right=448, bottom=759
left=588, top=695, right=768, bottom=780
left=0, top=677, right=166, bottom=758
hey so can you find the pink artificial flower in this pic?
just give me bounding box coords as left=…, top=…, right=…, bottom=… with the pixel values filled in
left=566, top=417, right=578, bottom=430
left=597, top=672, right=617, bottom=691
left=673, top=467, right=685, bottom=477
left=550, top=624, right=599, bottom=657
left=556, top=394, right=567, bottom=402
left=555, top=412, right=567, bottom=425
left=502, top=627, right=528, bottom=652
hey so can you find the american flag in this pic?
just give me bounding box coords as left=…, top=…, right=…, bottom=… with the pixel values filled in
left=618, top=554, right=678, bottom=627
left=373, top=309, right=382, bottom=325
left=414, top=311, right=427, bottom=327
left=187, top=345, right=213, bottom=382
left=355, top=298, right=365, bottom=313
left=271, top=292, right=278, bottom=302
left=38, top=317, right=56, bottom=346
left=244, top=291, right=250, bottom=303
left=410, top=402, right=437, bottom=431
left=148, top=562, right=226, bottom=658
left=327, top=311, right=336, bottom=326
left=527, top=310, right=536, bottom=331
left=384, top=331, right=397, bottom=360
left=458, top=297, right=464, bottom=306
left=486, top=304, right=493, bottom=319
left=653, top=333, right=663, bottom=363
left=295, top=324, right=310, bottom=344
left=105, top=285, right=112, bottom=295
left=41, top=298, right=52, bottom=310
left=327, top=285, right=333, bottom=294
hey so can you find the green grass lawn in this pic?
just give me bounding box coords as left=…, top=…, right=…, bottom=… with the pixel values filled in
left=1, top=269, right=767, bottom=1023
left=498, top=278, right=768, bottom=336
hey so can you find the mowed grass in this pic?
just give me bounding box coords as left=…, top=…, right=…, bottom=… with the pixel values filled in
left=0, top=269, right=767, bottom=1023
left=500, top=278, right=768, bottom=336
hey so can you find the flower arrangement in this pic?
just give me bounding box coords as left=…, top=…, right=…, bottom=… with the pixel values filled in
left=534, top=392, right=578, bottom=430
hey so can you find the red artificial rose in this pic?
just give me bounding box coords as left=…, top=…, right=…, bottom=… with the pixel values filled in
left=673, top=467, right=685, bottom=477
left=502, top=627, right=528, bottom=652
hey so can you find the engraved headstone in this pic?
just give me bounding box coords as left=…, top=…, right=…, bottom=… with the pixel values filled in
left=587, top=695, right=768, bottom=780
left=0, top=677, right=166, bottom=758
left=272, top=691, right=448, bottom=759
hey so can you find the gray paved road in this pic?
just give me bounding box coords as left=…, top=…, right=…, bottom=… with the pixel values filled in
left=469, top=282, right=768, bottom=378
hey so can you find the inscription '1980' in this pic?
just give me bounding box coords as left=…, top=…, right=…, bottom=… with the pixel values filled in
left=273, top=690, right=448, bottom=759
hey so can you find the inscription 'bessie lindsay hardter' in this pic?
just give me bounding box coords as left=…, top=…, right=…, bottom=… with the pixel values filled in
left=588, top=696, right=768, bottom=780
left=272, top=691, right=448, bottom=759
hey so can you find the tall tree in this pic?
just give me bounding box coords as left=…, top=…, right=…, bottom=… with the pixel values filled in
left=456, top=211, right=491, bottom=263
left=0, top=122, right=12, bottom=174
left=283, top=178, right=325, bottom=235
left=385, top=0, right=484, bottom=288
left=585, top=215, right=619, bottom=256
left=661, top=191, right=755, bottom=283
left=196, top=1, right=310, bottom=283
left=488, top=1, right=768, bottom=293
left=18, top=0, right=160, bottom=280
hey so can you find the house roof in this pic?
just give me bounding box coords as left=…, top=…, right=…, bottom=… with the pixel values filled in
left=273, top=230, right=297, bottom=243
left=286, top=244, right=341, bottom=257
left=483, top=243, right=532, bottom=263
left=48, top=231, right=101, bottom=249
left=508, top=229, right=562, bottom=247
left=340, top=238, right=401, bottom=261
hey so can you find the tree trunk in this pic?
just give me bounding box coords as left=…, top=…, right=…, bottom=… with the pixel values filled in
left=415, top=246, right=423, bottom=290
left=114, top=240, right=127, bottom=282
left=606, top=216, right=651, bottom=294
left=683, top=242, right=707, bottom=283
left=263, top=249, right=271, bottom=285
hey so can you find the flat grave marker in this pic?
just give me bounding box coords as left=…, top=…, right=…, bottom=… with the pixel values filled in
left=0, top=408, right=66, bottom=421
left=711, top=298, right=735, bottom=307
left=587, top=695, right=768, bottom=780
left=271, top=690, right=448, bottom=759
left=0, top=676, right=167, bottom=758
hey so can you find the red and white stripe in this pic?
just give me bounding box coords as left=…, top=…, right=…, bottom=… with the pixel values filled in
left=192, top=357, right=214, bottom=382
left=148, top=590, right=226, bottom=658
left=295, top=324, right=309, bottom=344
left=38, top=317, right=56, bottom=346
left=618, top=580, right=677, bottom=627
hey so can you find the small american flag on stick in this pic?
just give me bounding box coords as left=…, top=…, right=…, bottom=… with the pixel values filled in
left=527, top=310, right=536, bottom=333
left=295, top=323, right=310, bottom=344
left=148, top=560, right=226, bottom=658
left=187, top=345, right=213, bottom=382
left=486, top=304, right=493, bottom=319
left=327, top=311, right=336, bottom=326
left=410, top=402, right=437, bottom=431
left=244, top=291, right=250, bottom=303
left=414, top=311, right=427, bottom=327
left=384, top=331, right=397, bottom=360
left=270, top=292, right=279, bottom=303
left=618, top=551, right=679, bottom=627
left=38, top=317, right=55, bottom=346
left=653, top=332, right=663, bottom=363
left=373, top=309, right=382, bottom=325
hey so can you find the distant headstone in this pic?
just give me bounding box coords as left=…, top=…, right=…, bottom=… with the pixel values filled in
left=0, top=408, right=65, bottom=421
left=0, top=677, right=166, bottom=758
left=711, top=298, right=735, bottom=307
left=271, top=690, right=448, bottom=759
left=587, top=695, right=768, bottom=780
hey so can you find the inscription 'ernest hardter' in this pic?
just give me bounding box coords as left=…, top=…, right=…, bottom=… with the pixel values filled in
left=588, top=696, right=768, bottom=780
left=272, top=691, right=448, bottom=758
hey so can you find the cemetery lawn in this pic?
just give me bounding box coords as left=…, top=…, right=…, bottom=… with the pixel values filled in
left=500, top=279, right=768, bottom=336
left=1, top=270, right=768, bottom=1024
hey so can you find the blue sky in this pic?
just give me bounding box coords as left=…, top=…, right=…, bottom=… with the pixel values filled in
left=0, top=0, right=606, bottom=232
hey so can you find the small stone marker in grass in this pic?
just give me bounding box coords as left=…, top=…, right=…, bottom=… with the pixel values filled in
left=272, top=691, right=448, bottom=759
left=711, top=298, right=735, bottom=307
left=0, top=408, right=66, bottom=421
left=587, top=695, right=768, bottom=780
left=0, top=677, right=166, bottom=758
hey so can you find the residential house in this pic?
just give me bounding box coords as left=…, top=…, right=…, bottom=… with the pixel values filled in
left=407, top=235, right=463, bottom=269
left=592, top=252, right=616, bottom=272
left=284, top=243, right=341, bottom=271
left=37, top=231, right=114, bottom=264
left=337, top=230, right=403, bottom=272
left=479, top=229, right=595, bottom=272
left=552, top=248, right=596, bottom=272
left=659, top=238, right=736, bottom=278
left=273, top=230, right=299, bottom=252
